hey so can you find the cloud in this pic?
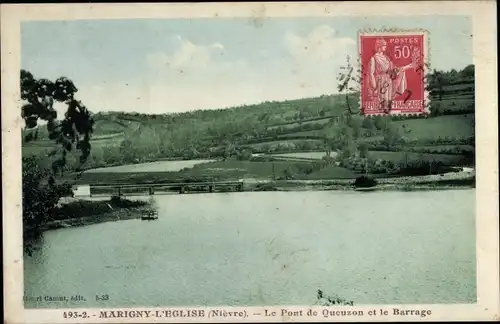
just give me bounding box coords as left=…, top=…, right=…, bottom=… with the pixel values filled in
left=284, top=25, right=356, bottom=62
left=77, top=36, right=255, bottom=113
left=75, top=83, right=149, bottom=114
left=276, top=25, right=358, bottom=96
left=146, top=36, right=225, bottom=73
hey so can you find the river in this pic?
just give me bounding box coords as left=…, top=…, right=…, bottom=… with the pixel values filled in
left=24, top=189, right=476, bottom=308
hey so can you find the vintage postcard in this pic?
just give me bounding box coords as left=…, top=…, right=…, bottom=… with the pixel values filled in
left=2, top=2, right=499, bottom=323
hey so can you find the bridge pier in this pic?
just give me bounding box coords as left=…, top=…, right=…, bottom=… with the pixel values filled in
left=209, top=185, right=214, bottom=193
left=148, top=187, right=154, bottom=195
left=179, top=186, right=186, bottom=194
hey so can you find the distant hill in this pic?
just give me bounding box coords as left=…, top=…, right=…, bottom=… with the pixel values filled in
left=28, top=93, right=350, bottom=139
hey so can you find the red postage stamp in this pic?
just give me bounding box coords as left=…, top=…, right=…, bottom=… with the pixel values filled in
left=359, top=30, right=429, bottom=116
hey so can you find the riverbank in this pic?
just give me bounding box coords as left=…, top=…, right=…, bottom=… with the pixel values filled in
left=246, top=171, right=472, bottom=192
left=274, top=182, right=475, bottom=192
left=25, top=196, right=155, bottom=235
left=42, top=204, right=154, bottom=232
left=270, top=171, right=475, bottom=191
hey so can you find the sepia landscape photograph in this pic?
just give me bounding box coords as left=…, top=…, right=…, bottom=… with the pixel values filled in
left=20, top=15, right=476, bottom=309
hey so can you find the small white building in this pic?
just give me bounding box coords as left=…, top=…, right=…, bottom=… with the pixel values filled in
left=73, top=184, right=91, bottom=197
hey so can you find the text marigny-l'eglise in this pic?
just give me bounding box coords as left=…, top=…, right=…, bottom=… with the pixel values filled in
left=98, top=309, right=205, bottom=319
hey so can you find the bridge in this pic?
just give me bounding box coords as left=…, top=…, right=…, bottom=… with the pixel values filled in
left=75, top=180, right=245, bottom=197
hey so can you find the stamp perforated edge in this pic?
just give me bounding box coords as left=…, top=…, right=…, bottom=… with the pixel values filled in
left=357, top=28, right=431, bottom=117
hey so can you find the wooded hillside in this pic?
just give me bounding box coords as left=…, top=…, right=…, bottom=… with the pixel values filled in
left=23, top=65, right=475, bottom=180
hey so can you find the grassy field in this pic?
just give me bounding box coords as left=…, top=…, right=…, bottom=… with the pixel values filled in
left=297, top=166, right=357, bottom=180
left=393, top=114, right=474, bottom=140
left=92, top=116, right=142, bottom=135
left=91, top=133, right=124, bottom=140
left=407, top=145, right=475, bottom=153
left=68, top=160, right=326, bottom=185
left=23, top=145, right=52, bottom=156
left=268, top=152, right=327, bottom=160
left=85, top=159, right=215, bottom=173
left=267, top=117, right=332, bottom=131
left=278, top=130, right=325, bottom=139
left=23, top=133, right=124, bottom=155
left=189, top=160, right=316, bottom=179
left=439, top=82, right=474, bottom=92
left=431, top=101, right=474, bottom=114
left=435, top=97, right=474, bottom=104
left=276, top=114, right=474, bottom=143
left=245, top=139, right=323, bottom=150
left=367, top=150, right=467, bottom=165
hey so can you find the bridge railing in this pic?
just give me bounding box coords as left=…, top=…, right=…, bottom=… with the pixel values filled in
left=87, top=180, right=245, bottom=196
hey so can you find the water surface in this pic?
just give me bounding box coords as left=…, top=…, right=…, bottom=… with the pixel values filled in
left=24, top=189, right=476, bottom=308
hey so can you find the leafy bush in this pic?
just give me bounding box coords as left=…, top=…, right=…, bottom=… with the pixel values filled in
left=255, top=182, right=278, bottom=191
left=353, top=175, right=378, bottom=188
left=109, top=195, right=147, bottom=208
left=296, top=164, right=314, bottom=175
left=250, top=155, right=276, bottom=162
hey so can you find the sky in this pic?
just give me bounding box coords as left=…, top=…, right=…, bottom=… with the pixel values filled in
left=21, top=16, right=473, bottom=115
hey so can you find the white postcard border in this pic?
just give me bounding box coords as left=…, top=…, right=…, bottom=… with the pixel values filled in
left=2, top=2, right=498, bottom=323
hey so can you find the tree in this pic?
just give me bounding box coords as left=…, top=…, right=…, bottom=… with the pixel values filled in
left=119, top=138, right=137, bottom=163
left=237, top=149, right=252, bottom=161
left=427, top=69, right=447, bottom=100
left=337, top=55, right=361, bottom=115
left=460, top=64, right=475, bottom=79
left=383, top=124, right=401, bottom=150
left=348, top=116, right=363, bottom=139
left=21, top=69, right=94, bottom=252
left=21, top=69, right=94, bottom=174
left=338, top=125, right=357, bottom=159
left=373, top=115, right=385, bottom=130
left=361, top=117, right=375, bottom=130
left=323, top=126, right=343, bottom=157
left=223, top=141, right=237, bottom=160
left=358, top=142, right=369, bottom=159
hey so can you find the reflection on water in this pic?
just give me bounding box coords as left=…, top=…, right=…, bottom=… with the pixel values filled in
left=24, top=189, right=476, bottom=308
